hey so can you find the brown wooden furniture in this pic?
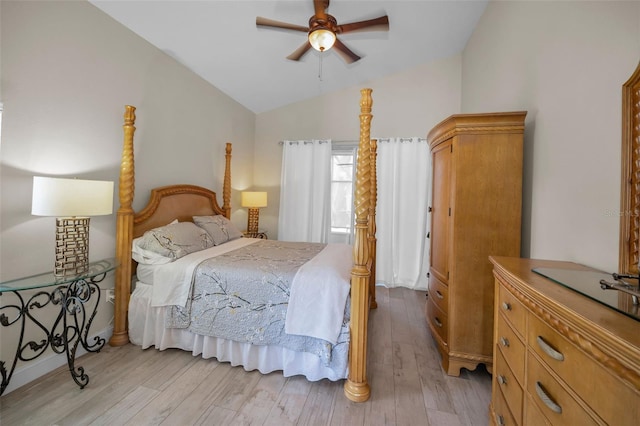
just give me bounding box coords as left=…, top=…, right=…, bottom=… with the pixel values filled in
left=489, top=257, right=640, bottom=425
left=109, top=89, right=378, bottom=402
left=620, top=61, right=640, bottom=275
left=426, top=111, right=527, bottom=376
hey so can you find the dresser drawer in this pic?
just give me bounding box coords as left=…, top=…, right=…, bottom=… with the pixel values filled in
left=426, top=297, right=448, bottom=344
left=496, top=312, right=525, bottom=384
left=494, top=347, right=523, bottom=421
left=526, top=352, right=598, bottom=425
left=492, top=382, right=518, bottom=426
left=523, top=394, right=551, bottom=426
left=497, top=283, right=526, bottom=332
left=528, top=313, right=639, bottom=425
left=428, top=274, right=448, bottom=313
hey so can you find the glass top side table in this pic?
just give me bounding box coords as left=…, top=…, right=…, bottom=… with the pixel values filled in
left=0, top=258, right=116, bottom=396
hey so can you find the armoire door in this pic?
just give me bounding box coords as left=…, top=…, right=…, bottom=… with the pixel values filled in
left=429, top=140, right=452, bottom=285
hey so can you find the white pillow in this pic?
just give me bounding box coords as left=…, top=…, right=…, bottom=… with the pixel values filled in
left=193, top=215, right=243, bottom=245
left=132, top=221, right=214, bottom=264
left=132, top=244, right=174, bottom=265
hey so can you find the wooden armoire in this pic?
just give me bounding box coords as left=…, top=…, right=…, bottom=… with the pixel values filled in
left=425, top=111, right=527, bottom=376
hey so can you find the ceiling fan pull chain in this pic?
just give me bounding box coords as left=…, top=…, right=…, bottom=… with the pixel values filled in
left=318, top=53, right=323, bottom=81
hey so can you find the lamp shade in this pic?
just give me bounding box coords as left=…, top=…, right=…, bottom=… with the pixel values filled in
left=241, top=191, right=267, bottom=208
left=32, top=176, right=114, bottom=217
left=308, top=28, right=336, bottom=52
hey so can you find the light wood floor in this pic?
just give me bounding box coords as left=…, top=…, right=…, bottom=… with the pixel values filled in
left=0, top=287, right=491, bottom=425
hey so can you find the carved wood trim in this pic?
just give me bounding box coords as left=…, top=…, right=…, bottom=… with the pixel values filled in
left=109, top=105, right=136, bottom=347
left=134, top=185, right=225, bottom=224
left=368, top=139, right=378, bottom=309
left=496, top=274, right=640, bottom=390
left=429, top=125, right=525, bottom=147
left=223, top=143, right=232, bottom=219
left=447, top=351, right=493, bottom=364
left=110, top=105, right=233, bottom=348
left=620, top=61, right=640, bottom=274
left=427, top=111, right=527, bottom=150
left=344, top=88, right=373, bottom=402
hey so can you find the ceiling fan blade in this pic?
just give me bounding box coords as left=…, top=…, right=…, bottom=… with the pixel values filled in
left=333, top=38, right=361, bottom=64
left=314, top=0, right=330, bottom=19
left=337, top=15, right=389, bottom=34
left=287, top=41, right=312, bottom=61
left=256, top=17, right=309, bottom=32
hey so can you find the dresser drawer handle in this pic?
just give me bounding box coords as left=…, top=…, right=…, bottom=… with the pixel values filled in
left=535, top=382, right=562, bottom=413
left=536, top=336, right=565, bottom=361
left=435, top=290, right=444, bottom=299
left=499, top=337, right=510, bottom=347
left=497, top=375, right=507, bottom=385
left=434, top=317, right=443, bottom=328
left=496, top=414, right=505, bottom=426
left=501, top=302, right=511, bottom=311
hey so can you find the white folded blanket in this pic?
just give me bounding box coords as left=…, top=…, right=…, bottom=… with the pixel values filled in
left=285, top=243, right=352, bottom=345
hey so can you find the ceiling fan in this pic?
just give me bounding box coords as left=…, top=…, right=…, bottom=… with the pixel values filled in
left=256, top=0, right=389, bottom=64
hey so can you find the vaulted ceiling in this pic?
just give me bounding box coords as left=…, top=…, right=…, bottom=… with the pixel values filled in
left=90, top=1, right=488, bottom=113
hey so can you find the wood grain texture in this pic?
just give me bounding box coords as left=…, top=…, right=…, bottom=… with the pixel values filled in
left=345, top=88, right=374, bottom=402
left=427, top=111, right=527, bottom=376
left=619, top=61, right=640, bottom=275
left=223, top=142, right=232, bottom=220
left=109, top=105, right=137, bottom=347
left=368, top=138, right=379, bottom=310
left=110, top=90, right=377, bottom=404
left=0, top=287, right=491, bottom=425
left=489, top=257, right=640, bottom=426
left=110, top=107, right=233, bottom=349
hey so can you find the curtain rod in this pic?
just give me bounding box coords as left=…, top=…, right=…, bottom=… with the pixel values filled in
left=278, top=139, right=358, bottom=145
left=377, top=137, right=427, bottom=143
left=278, top=137, right=427, bottom=145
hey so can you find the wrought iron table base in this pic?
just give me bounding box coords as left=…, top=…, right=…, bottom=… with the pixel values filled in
left=0, top=273, right=107, bottom=395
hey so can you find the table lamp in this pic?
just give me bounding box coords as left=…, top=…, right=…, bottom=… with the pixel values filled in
left=241, top=191, right=267, bottom=236
left=32, top=176, right=114, bottom=276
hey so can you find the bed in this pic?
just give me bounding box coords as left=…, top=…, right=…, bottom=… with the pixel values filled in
left=109, top=89, right=377, bottom=402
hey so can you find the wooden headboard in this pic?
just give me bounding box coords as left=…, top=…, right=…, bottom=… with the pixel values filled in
left=109, top=89, right=377, bottom=403
left=133, top=185, right=227, bottom=239
left=109, top=105, right=232, bottom=348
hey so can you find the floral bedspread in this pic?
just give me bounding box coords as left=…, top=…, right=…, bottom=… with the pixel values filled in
left=165, top=240, right=350, bottom=374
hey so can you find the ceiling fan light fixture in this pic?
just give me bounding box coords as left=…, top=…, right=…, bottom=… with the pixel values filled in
left=308, top=28, right=336, bottom=52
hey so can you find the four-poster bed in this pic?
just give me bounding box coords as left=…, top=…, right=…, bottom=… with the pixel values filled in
left=109, top=89, right=378, bottom=402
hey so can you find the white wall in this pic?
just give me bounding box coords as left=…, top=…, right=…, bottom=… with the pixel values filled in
left=0, top=0, right=255, bottom=392
left=5, top=0, right=638, bottom=394
left=255, top=55, right=462, bottom=238
left=461, top=0, right=640, bottom=273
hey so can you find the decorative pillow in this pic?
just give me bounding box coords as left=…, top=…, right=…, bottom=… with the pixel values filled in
left=132, top=221, right=214, bottom=263
left=193, top=215, right=243, bottom=245
left=131, top=245, right=174, bottom=265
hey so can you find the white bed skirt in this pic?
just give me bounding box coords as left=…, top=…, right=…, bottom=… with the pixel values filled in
left=128, top=283, right=347, bottom=382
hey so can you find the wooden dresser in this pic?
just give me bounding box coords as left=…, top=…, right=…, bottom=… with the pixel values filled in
left=426, top=112, right=526, bottom=375
left=489, top=257, right=640, bottom=425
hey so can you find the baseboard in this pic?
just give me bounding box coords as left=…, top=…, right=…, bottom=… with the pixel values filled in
left=2, top=326, right=113, bottom=395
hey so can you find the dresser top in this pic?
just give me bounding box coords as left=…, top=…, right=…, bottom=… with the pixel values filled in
left=489, top=256, right=640, bottom=351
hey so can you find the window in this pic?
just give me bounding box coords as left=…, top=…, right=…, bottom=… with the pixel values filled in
left=330, top=148, right=357, bottom=235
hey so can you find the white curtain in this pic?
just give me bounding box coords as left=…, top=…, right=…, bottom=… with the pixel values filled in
left=278, top=139, right=332, bottom=242
left=376, top=137, right=431, bottom=290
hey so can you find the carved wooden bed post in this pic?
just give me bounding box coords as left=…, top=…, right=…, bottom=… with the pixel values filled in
left=223, top=142, right=232, bottom=220
left=109, top=105, right=136, bottom=347
left=344, top=88, right=373, bottom=402
left=368, top=139, right=378, bottom=309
